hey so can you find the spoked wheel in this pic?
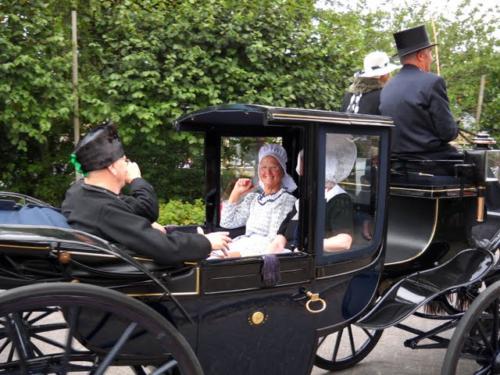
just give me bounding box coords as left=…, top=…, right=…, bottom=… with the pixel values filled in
left=441, top=280, right=500, bottom=375
left=0, top=283, right=203, bottom=375
left=315, top=324, right=383, bottom=371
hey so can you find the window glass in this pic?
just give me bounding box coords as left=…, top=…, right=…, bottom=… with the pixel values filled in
left=323, top=133, right=379, bottom=255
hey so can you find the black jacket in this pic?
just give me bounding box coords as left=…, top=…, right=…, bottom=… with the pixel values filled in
left=277, top=194, right=353, bottom=247
left=341, top=89, right=382, bottom=115
left=380, top=64, right=459, bottom=159
left=341, top=76, right=384, bottom=115
left=61, top=178, right=211, bottom=265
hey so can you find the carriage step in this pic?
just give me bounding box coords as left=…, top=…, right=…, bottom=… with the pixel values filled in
left=357, top=248, right=494, bottom=330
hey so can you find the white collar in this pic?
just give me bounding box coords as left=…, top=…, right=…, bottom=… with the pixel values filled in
left=256, top=188, right=286, bottom=205
left=325, top=184, right=346, bottom=202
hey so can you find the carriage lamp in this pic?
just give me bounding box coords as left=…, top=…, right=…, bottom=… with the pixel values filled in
left=486, top=150, right=500, bottom=183
left=467, top=133, right=498, bottom=223
left=473, top=131, right=496, bottom=150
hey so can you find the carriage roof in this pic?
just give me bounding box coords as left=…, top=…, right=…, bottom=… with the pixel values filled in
left=175, top=103, right=394, bottom=132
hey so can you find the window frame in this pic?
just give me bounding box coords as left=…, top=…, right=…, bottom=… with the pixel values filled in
left=311, top=124, right=391, bottom=268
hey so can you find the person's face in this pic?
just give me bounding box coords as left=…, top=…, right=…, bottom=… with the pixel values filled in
left=259, top=156, right=283, bottom=191
left=418, top=47, right=434, bottom=72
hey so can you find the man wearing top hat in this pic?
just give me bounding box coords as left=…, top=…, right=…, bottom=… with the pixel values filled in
left=379, top=25, right=461, bottom=160
left=62, top=121, right=231, bottom=265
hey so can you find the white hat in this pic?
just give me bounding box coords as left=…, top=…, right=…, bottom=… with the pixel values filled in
left=258, top=144, right=297, bottom=192
left=325, top=134, right=357, bottom=184
left=358, top=51, right=401, bottom=78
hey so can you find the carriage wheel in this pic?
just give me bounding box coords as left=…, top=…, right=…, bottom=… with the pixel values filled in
left=314, top=324, right=383, bottom=371
left=441, top=280, right=500, bottom=375
left=0, top=282, right=203, bottom=375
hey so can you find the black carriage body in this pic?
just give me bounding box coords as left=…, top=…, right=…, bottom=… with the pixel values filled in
left=1, top=104, right=498, bottom=375
left=166, top=104, right=393, bottom=374
left=384, top=155, right=499, bottom=278
left=0, top=105, right=393, bottom=374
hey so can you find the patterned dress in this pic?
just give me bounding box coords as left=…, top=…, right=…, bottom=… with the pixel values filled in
left=220, top=188, right=296, bottom=256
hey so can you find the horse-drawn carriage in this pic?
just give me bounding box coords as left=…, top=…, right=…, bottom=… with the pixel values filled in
left=0, top=104, right=499, bottom=374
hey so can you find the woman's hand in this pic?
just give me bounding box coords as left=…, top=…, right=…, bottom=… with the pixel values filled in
left=228, top=178, right=254, bottom=203
left=323, top=233, right=352, bottom=252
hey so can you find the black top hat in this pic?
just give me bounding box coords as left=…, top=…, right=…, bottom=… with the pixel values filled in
left=394, top=25, right=437, bottom=58
left=74, top=121, right=125, bottom=172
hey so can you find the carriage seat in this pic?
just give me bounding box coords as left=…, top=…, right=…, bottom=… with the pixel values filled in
left=0, top=199, right=153, bottom=266
left=0, top=199, right=71, bottom=228
left=390, top=156, right=475, bottom=187
left=0, top=197, right=201, bottom=295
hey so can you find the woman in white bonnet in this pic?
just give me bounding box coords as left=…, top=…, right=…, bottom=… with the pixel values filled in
left=323, top=136, right=356, bottom=252
left=216, top=143, right=297, bottom=258
left=269, top=135, right=355, bottom=253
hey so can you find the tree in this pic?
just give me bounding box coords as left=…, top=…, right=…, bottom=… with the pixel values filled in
left=0, top=1, right=75, bottom=201
left=0, top=0, right=497, bottom=204
left=1, top=0, right=364, bottom=203
left=324, top=0, right=499, bottom=138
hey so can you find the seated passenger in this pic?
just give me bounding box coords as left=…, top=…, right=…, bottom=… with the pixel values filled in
left=268, top=150, right=303, bottom=253
left=62, top=121, right=231, bottom=266
left=216, top=144, right=297, bottom=258
left=323, top=181, right=354, bottom=252
left=270, top=135, right=355, bottom=253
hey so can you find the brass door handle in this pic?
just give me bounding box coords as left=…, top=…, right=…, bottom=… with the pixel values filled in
left=305, top=291, right=326, bottom=313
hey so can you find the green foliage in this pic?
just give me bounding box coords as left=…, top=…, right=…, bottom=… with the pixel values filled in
left=158, top=199, right=205, bottom=225
left=0, top=0, right=74, bottom=203
left=124, top=128, right=205, bottom=201
left=0, top=0, right=498, bottom=205
left=380, top=0, right=499, bottom=138
left=436, top=1, right=500, bottom=139
left=323, top=0, right=499, bottom=139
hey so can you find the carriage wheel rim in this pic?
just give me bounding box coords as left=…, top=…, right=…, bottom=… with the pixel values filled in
left=0, top=283, right=203, bottom=375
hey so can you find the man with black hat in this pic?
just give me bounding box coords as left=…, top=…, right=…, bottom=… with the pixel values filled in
left=379, top=25, right=460, bottom=160
left=62, top=121, right=231, bottom=265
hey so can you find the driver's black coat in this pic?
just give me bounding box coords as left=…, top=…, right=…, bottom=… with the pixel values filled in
left=61, top=178, right=211, bottom=265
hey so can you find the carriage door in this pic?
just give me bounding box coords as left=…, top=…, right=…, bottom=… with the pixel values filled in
left=312, top=126, right=390, bottom=284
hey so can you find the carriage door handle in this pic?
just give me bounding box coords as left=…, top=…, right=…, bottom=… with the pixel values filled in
left=305, top=291, right=327, bottom=313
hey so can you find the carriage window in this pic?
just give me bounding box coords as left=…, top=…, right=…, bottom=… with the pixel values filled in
left=220, top=137, right=281, bottom=201
left=322, top=133, right=379, bottom=256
